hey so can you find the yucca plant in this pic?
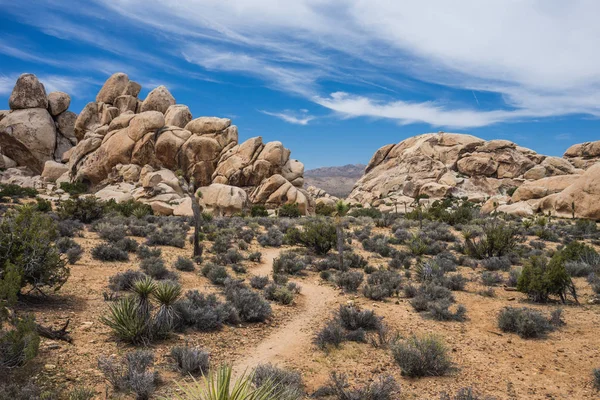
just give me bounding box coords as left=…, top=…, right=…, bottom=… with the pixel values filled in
left=132, top=276, right=157, bottom=318
left=153, top=280, right=182, bottom=338
left=169, top=365, right=282, bottom=400
left=101, top=296, right=151, bottom=345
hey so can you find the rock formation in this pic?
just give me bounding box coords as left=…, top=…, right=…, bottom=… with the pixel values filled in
left=349, top=132, right=600, bottom=220
left=0, top=73, right=312, bottom=215
left=0, top=74, right=76, bottom=173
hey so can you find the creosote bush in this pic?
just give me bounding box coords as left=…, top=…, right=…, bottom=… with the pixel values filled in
left=174, top=256, right=195, bottom=272
left=273, top=251, right=310, bottom=275
left=174, top=290, right=238, bottom=331
left=92, top=242, right=129, bottom=262
left=517, top=255, right=574, bottom=303
left=497, top=307, right=558, bottom=338
left=392, top=335, right=452, bottom=377
left=335, top=270, right=364, bottom=292
left=171, top=344, right=210, bottom=376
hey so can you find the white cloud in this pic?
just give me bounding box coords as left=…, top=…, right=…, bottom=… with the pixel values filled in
left=260, top=109, right=315, bottom=125
left=8, top=0, right=600, bottom=127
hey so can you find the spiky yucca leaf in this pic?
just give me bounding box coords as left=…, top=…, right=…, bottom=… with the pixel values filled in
left=168, top=365, right=282, bottom=400
left=100, top=296, right=150, bottom=345
left=153, top=280, right=182, bottom=306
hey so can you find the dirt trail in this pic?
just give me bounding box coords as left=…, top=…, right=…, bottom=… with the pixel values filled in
left=234, top=247, right=340, bottom=373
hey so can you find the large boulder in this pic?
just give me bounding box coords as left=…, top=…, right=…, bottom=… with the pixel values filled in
left=140, top=86, right=175, bottom=114
left=0, top=108, right=57, bottom=173
left=250, top=174, right=314, bottom=214
left=199, top=183, right=248, bottom=216
left=564, top=140, right=600, bottom=170
left=164, top=105, right=192, bottom=128
left=9, top=74, right=48, bottom=110
left=96, top=72, right=130, bottom=104
left=41, top=160, right=69, bottom=182
left=47, top=91, right=70, bottom=116
left=545, top=164, right=600, bottom=220
left=56, top=111, right=77, bottom=144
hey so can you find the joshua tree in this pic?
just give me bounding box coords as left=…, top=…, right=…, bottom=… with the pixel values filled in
left=334, top=200, right=350, bottom=270
left=179, top=175, right=204, bottom=259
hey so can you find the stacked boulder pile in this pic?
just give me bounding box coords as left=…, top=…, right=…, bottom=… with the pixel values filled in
left=349, top=132, right=600, bottom=220
left=0, top=73, right=313, bottom=215
left=0, top=74, right=76, bottom=173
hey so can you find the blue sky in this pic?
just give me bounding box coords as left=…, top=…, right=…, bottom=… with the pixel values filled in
left=1, top=0, right=599, bottom=169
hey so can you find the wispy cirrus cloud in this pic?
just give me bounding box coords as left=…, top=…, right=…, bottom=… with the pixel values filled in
left=5, top=0, right=600, bottom=128
left=259, top=109, right=316, bottom=125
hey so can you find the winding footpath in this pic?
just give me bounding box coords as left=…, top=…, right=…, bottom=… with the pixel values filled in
left=234, top=247, right=339, bottom=372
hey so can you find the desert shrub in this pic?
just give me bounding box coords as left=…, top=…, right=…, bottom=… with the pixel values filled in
left=0, top=183, right=37, bottom=200
left=362, top=234, right=393, bottom=257
left=481, top=271, right=503, bottom=286
left=464, top=222, right=520, bottom=259
left=392, top=335, right=452, bottom=377
left=105, top=199, right=153, bottom=218
left=427, top=300, right=467, bottom=321
left=146, top=223, right=187, bottom=248
left=66, top=246, right=84, bottom=264
left=337, top=305, right=382, bottom=331
left=250, top=275, right=270, bottom=289
left=175, top=290, right=238, bottom=331
left=389, top=251, right=412, bottom=270
left=137, top=245, right=161, bottom=260
left=225, top=283, right=272, bottom=322
left=0, top=311, right=40, bottom=369
left=35, top=197, right=52, bottom=212
left=173, top=256, right=194, bottom=272
left=217, top=248, right=244, bottom=265
left=314, top=320, right=346, bottom=349
left=320, top=372, right=399, bottom=400
left=202, top=263, right=229, bottom=285
left=517, top=255, right=574, bottom=303
left=0, top=382, right=47, bottom=400
left=108, top=270, right=148, bottom=292
left=594, top=368, right=600, bottom=390
left=316, top=202, right=336, bottom=216
left=335, top=270, right=364, bottom=292
left=344, top=251, right=369, bottom=270
left=96, top=222, right=128, bottom=242
left=253, top=363, right=304, bottom=399
left=497, top=307, right=556, bottom=338
left=57, top=219, right=84, bottom=237
left=415, top=259, right=445, bottom=283
left=57, top=197, right=105, bottom=223
left=296, top=219, right=336, bottom=255
left=278, top=203, right=301, bottom=218
left=1, top=207, right=69, bottom=295
left=273, top=251, right=309, bottom=275
left=140, top=257, right=177, bottom=281
left=67, top=387, right=96, bottom=400
left=349, top=207, right=382, bottom=219
left=403, top=284, right=418, bottom=298
left=263, top=283, right=295, bottom=305
left=116, top=237, right=139, bottom=253
left=98, top=350, right=158, bottom=399
left=171, top=344, right=209, bottom=376
left=410, top=283, right=454, bottom=313
left=56, top=236, right=79, bottom=253
left=248, top=251, right=262, bottom=262
left=362, top=270, right=402, bottom=300
left=440, top=387, right=492, bottom=400
left=565, top=261, right=594, bottom=277
left=507, top=267, right=521, bottom=287
left=258, top=226, right=284, bottom=247
left=60, top=181, right=88, bottom=196
left=250, top=204, right=269, bottom=217
left=481, top=256, right=511, bottom=271
left=440, top=274, right=467, bottom=291
left=92, top=242, right=129, bottom=262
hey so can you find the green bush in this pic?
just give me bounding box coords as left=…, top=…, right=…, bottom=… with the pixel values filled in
left=250, top=205, right=269, bottom=217
left=105, top=199, right=153, bottom=218
left=60, top=181, right=88, bottom=196
left=296, top=219, right=336, bottom=255
left=35, top=197, right=52, bottom=212
left=315, top=203, right=336, bottom=216
left=392, top=335, right=452, bottom=377
left=273, top=251, right=309, bottom=275
left=0, top=184, right=37, bottom=201
left=349, top=207, right=382, bottom=219
left=278, top=203, right=301, bottom=218
left=0, top=206, right=69, bottom=292
left=464, top=221, right=519, bottom=259
left=497, top=307, right=556, bottom=338
left=57, top=197, right=105, bottom=223
left=517, top=255, right=573, bottom=303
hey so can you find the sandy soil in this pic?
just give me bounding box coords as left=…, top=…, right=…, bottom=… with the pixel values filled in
left=4, top=224, right=600, bottom=400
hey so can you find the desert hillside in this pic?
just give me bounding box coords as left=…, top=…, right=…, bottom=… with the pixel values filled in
left=304, top=164, right=366, bottom=198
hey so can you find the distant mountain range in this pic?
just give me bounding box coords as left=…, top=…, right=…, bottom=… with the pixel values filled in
left=304, top=164, right=366, bottom=198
